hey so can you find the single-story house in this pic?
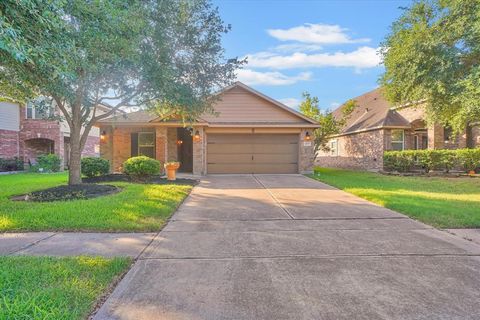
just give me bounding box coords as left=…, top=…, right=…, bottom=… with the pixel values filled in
left=316, top=88, right=480, bottom=170
left=96, top=82, right=319, bottom=175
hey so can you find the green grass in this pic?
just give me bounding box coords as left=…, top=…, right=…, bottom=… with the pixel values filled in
left=0, top=172, right=192, bottom=232
left=309, top=167, right=480, bottom=228
left=0, top=256, right=130, bottom=319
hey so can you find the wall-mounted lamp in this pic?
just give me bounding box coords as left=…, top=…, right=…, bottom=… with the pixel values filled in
left=304, top=131, right=311, bottom=141
left=176, top=139, right=183, bottom=145
left=100, top=130, right=106, bottom=141
left=193, top=130, right=201, bottom=142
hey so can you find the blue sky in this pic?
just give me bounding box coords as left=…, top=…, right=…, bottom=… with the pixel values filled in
left=213, top=0, right=411, bottom=110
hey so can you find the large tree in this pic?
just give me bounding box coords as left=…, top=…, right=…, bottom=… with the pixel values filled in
left=0, top=0, right=241, bottom=184
left=299, top=92, right=356, bottom=155
left=380, top=0, right=480, bottom=134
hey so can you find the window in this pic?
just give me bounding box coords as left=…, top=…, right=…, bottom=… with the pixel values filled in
left=26, top=99, right=54, bottom=119
left=444, top=126, right=453, bottom=142
left=138, top=132, right=155, bottom=158
left=391, top=129, right=404, bottom=151
left=330, top=139, right=338, bottom=156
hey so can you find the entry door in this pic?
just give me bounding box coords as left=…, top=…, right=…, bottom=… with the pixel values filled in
left=207, top=133, right=298, bottom=174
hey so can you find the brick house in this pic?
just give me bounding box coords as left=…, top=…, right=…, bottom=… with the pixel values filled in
left=96, top=82, right=319, bottom=175
left=0, top=100, right=104, bottom=169
left=316, top=88, right=480, bottom=170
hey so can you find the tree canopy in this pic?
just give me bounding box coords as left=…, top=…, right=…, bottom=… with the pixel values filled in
left=299, top=92, right=356, bottom=154
left=0, top=0, right=241, bottom=184
left=380, top=0, right=480, bottom=133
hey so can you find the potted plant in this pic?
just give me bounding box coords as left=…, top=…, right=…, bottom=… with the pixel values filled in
left=164, top=161, right=180, bottom=181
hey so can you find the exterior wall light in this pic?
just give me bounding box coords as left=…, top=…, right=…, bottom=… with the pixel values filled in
left=176, top=139, right=183, bottom=145
left=193, top=130, right=201, bottom=142
left=100, top=130, right=106, bottom=141
left=304, top=131, right=311, bottom=141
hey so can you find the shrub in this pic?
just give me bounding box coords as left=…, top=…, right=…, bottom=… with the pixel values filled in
left=81, top=157, right=110, bottom=178
left=0, top=157, right=24, bottom=172
left=417, top=150, right=442, bottom=173
left=458, top=148, right=480, bottom=172
left=438, top=150, right=457, bottom=173
left=123, top=156, right=160, bottom=180
left=383, top=151, right=415, bottom=172
left=31, top=154, right=61, bottom=173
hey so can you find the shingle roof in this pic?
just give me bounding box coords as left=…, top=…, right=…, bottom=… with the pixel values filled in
left=332, top=88, right=410, bottom=135
left=100, top=110, right=157, bottom=123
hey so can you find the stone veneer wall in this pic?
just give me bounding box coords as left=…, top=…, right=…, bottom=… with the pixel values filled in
left=299, top=129, right=315, bottom=173
left=315, top=129, right=385, bottom=171
left=192, top=127, right=205, bottom=175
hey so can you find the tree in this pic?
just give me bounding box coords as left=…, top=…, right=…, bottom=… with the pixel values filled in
left=380, top=0, right=480, bottom=134
left=299, top=92, right=356, bottom=155
left=0, top=0, right=241, bottom=185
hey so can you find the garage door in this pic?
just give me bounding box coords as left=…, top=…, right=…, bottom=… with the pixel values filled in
left=207, top=133, right=298, bottom=174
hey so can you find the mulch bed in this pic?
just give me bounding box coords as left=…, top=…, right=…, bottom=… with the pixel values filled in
left=379, top=170, right=478, bottom=178
left=11, top=184, right=121, bottom=202
left=82, top=174, right=198, bottom=185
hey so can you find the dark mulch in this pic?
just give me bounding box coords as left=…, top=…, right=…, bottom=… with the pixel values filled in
left=82, top=174, right=198, bottom=185
left=11, top=184, right=120, bottom=202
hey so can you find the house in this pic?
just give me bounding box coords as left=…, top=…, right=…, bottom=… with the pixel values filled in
left=316, top=88, right=480, bottom=170
left=96, top=82, right=319, bottom=175
left=0, top=100, right=105, bottom=169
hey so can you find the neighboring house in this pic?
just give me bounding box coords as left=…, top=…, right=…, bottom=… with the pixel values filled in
left=0, top=100, right=105, bottom=169
left=96, top=82, right=319, bottom=175
left=316, top=88, right=480, bottom=170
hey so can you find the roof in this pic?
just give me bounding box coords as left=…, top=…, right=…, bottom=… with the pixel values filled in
left=332, top=88, right=410, bottom=135
left=97, top=82, right=319, bottom=127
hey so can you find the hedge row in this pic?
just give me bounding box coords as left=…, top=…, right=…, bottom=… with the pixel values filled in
left=383, top=149, right=480, bottom=173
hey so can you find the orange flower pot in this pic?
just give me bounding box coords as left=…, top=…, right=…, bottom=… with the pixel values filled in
left=165, top=162, right=180, bottom=181
left=468, top=170, right=476, bottom=176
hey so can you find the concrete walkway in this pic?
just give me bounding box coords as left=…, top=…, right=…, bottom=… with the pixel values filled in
left=94, top=174, right=480, bottom=320
left=0, top=232, right=156, bottom=257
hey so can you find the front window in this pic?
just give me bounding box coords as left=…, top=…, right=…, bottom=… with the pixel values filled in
left=391, top=129, right=404, bottom=151
left=138, top=132, right=155, bottom=158
left=26, top=98, right=54, bottom=119
left=330, top=139, right=338, bottom=156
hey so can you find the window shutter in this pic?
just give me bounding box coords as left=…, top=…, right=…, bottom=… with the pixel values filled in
left=131, top=133, right=138, bottom=157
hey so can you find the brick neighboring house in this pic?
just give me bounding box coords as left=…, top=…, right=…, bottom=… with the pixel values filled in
left=316, top=88, right=480, bottom=171
left=0, top=100, right=105, bottom=169
left=96, top=82, right=319, bottom=175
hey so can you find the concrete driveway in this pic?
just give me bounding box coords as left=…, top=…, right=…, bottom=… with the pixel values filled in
left=95, top=175, right=480, bottom=320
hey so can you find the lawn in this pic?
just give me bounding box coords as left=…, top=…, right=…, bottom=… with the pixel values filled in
left=309, top=167, right=480, bottom=228
left=0, top=256, right=130, bottom=319
left=0, top=172, right=192, bottom=232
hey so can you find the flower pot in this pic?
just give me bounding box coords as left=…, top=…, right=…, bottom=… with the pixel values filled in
left=468, top=170, right=476, bottom=176
left=164, top=162, right=180, bottom=181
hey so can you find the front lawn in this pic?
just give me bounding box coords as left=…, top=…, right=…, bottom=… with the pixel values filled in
left=309, top=167, right=480, bottom=228
left=0, top=172, right=192, bottom=232
left=0, top=256, right=130, bottom=319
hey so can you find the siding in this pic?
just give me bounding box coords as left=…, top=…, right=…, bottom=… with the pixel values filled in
left=0, top=102, right=20, bottom=131
left=202, top=86, right=304, bottom=123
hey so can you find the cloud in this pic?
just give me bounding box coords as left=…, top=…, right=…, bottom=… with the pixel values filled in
left=245, top=46, right=380, bottom=70
left=278, top=98, right=301, bottom=109
left=267, top=23, right=370, bottom=44
left=272, top=43, right=323, bottom=53
left=236, top=69, right=312, bottom=86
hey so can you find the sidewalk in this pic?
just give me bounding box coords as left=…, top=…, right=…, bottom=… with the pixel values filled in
left=0, top=232, right=156, bottom=257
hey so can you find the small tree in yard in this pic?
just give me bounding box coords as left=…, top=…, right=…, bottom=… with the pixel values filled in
left=380, top=0, right=480, bottom=134
left=0, top=0, right=241, bottom=185
left=299, top=92, right=356, bottom=155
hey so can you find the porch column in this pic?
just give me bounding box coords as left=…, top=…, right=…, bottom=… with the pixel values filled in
left=299, top=129, right=315, bottom=174
left=427, top=124, right=444, bottom=149
left=155, top=127, right=167, bottom=173
left=192, top=127, right=205, bottom=175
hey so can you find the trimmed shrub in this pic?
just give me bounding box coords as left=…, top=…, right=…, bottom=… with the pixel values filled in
left=81, top=157, right=110, bottom=178
left=30, top=154, right=61, bottom=173
left=458, top=148, right=480, bottom=172
left=0, top=157, right=24, bottom=172
left=383, top=151, right=415, bottom=172
left=123, top=156, right=160, bottom=180
left=438, top=150, right=457, bottom=173
left=417, top=150, right=441, bottom=173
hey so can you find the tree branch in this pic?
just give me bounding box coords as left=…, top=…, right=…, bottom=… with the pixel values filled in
left=53, top=95, right=73, bottom=128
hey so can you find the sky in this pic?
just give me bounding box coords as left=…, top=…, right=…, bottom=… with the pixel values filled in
left=213, top=0, right=411, bottom=110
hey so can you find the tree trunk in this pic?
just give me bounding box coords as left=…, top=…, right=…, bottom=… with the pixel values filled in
left=68, top=130, right=83, bottom=185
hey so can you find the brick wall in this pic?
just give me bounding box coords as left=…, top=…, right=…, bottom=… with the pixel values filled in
left=316, top=129, right=385, bottom=170
left=82, top=135, right=100, bottom=157
left=0, top=129, right=19, bottom=158
left=471, top=125, right=480, bottom=147
left=166, top=128, right=178, bottom=161
left=299, top=129, right=315, bottom=173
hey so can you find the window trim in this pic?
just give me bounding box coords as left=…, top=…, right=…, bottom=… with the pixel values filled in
left=330, top=139, right=338, bottom=156
left=26, top=102, right=53, bottom=120
left=391, top=129, right=405, bottom=151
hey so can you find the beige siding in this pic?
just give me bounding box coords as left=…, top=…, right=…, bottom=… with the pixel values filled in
left=202, top=86, right=304, bottom=123
left=0, top=102, right=20, bottom=131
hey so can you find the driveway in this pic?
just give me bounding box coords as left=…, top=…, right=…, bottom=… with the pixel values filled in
left=95, top=175, right=480, bottom=320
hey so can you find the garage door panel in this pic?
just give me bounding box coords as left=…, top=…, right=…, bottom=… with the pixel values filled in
left=208, top=144, right=253, bottom=154
left=253, top=153, right=298, bottom=164
left=207, top=133, right=299, bottom=174
left=252, top=143, right=298, bottom=154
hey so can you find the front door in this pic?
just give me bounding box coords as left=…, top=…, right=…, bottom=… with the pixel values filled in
left=177, top=128, right=193, bottom=172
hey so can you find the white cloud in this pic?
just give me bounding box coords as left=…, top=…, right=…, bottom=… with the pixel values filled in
left=278, top=98, right=301, bottom=109
left=272, top=43, right=323, bottom=53
left=236, top=69, right=312, bottom=86
left=267, top=23, right=370, bottom=44
left=246, top=46, right=380, bottom=70
left=329, top=102, right=340, bottom=109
